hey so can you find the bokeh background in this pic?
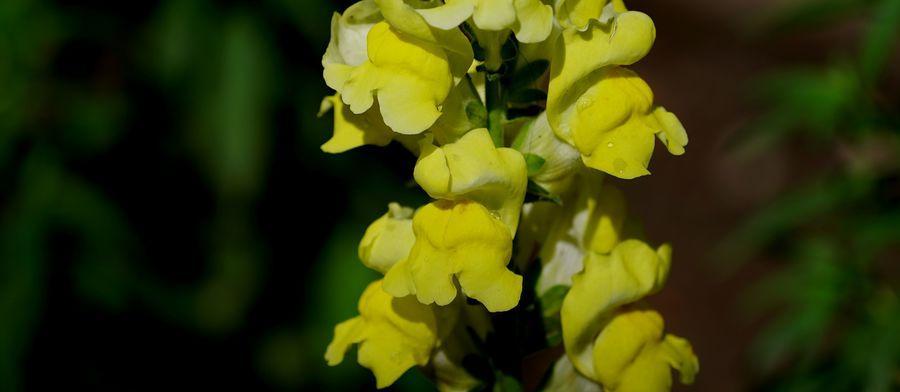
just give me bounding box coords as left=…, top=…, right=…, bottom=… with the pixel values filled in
left=1, top=0, right=898, bottom=391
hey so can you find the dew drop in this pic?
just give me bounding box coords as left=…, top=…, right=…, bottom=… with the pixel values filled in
left=613, top=157, right=628, bottom=174
left=607, top=142, right=614, bottom=148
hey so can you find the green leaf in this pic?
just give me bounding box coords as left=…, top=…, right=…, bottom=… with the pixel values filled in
left=466, top=99, right=488, bottom=126
left=523, top=153, right=546, bottom=175
left=539, top=285, right=570, bottom=347
left=525, top=180, right=562, bottom=205
left=539, top=285, right=569, bottom=318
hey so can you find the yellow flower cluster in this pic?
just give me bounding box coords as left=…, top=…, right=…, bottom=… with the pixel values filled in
left=320, top=0, right=698, bottom=390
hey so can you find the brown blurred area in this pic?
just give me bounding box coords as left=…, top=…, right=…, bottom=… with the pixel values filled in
left=619, top=1, right=867, bottom=390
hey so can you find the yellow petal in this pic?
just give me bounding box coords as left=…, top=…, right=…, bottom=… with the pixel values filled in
left=319, top=94, right=394, bottom=153
left=555, top=0, right=630, bottom=30
left=375, top=0, right=474, bottom=83
left=323, top=1, right=383, bottom=90
left=413, top=129, right=528, bottom=235
left=584, top=180, right=627, bottom=254
left=473, top=0, right=516, bottom=32
left=430, top=79, right=487, bottom=145
left=555, top=0, right=609, bottom=30
left=551, top=67, right=660, bottom=179
left=591, top=310, right=699, bottom=392
left=511, top=0, right=554, bottom=43
left=545, top=355, right=603, bottom=392
left=383, top=200, right=523, bottom=312
left=547, top=9, right=656, bottom=135
left=415, top=0, right=476, bottom=30
left=561, top=239, right=671, bottom=379
left=517, top=24, right=561, bottom=65
left=325, top=280, right=440, bottom=389
left=359, top=203, right=416, bottom=274
left=650, top=106, right=689, bottom=156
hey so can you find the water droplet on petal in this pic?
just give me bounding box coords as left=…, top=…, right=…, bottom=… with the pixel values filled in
left=607, top=142, right=614, bottom=148
left=613, top=158, right=628, bottom=174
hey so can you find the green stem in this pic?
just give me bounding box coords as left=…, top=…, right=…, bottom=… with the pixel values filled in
left=486, top=71, right=505, bottom=147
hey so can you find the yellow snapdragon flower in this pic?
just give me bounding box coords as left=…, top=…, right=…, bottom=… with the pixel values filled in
left=414, top=128, right=528, bottom=234
left=561, top=240, right=698, bottom=391
left=324, top=0, right=473, bottom=135
left=325, top=280, right=442, bottom=388
left=590, top=309, right=699, bottom=392
left=547, top=7, right=688, bottom=179
left=320, top=71, right=486, bottom=153
left=383, top=200, right=522, bottom=312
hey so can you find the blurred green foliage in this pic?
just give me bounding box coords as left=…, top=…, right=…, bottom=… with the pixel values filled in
left=0, top=0, right=434, bottom=390
left=727, top=0, right=900, bottom=390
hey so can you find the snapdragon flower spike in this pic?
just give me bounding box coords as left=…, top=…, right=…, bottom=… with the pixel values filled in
left=321, top=0, right=698, bottom=389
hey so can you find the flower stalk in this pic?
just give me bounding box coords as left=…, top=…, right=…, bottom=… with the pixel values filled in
left=485, top=71, right=505, bottom=147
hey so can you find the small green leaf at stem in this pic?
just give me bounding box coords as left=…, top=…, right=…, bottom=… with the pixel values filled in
left=539, top=285, right=570, bottom=347
left=466, top=100, right=488, bottom=126
left=525, top=181, right=562, bottom=205
left=523, top=153, right=546, bottom=175
left=486, top=72, right=505, bottom=147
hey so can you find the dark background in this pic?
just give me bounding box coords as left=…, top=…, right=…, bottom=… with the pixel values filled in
left=1, top=0, right=897, bottom=391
